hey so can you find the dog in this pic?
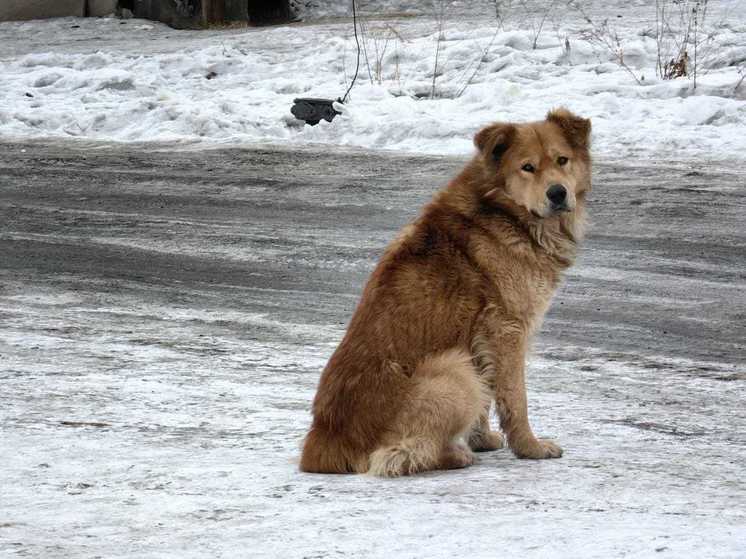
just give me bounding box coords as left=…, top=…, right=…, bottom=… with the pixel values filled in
left=300, top=108, right=591, bottom=477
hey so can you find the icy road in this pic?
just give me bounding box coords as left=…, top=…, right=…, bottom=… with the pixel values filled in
left=1, top=142, right=745, bottom=558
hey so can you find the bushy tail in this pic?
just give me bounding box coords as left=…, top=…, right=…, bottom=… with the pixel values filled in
left=368, top=348, right=491, bottom=477
left=303, top=349, right=490, bottom=478
left=368, top=437, right=441, bottom=477
left=300, top=426, right=364, bottom=474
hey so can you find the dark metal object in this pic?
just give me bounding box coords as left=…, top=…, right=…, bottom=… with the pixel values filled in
left=290, top=98, right=340, bottom=126
left=289, top=0, right=358, bottom=126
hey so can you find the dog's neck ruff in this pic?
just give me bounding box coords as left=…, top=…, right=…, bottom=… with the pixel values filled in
left=487, top=202, right=581, bottom=265
left=528, top=213, right=581, bottom=266
left=439, top=165, right=586, bottom=267
left=472, top=182, right=584, bottom=265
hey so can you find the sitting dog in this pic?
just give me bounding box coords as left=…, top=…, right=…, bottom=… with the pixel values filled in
left=300, top=108, right=591, bottom=476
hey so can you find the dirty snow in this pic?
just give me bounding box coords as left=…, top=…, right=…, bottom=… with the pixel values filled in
left=0, top=0, right=745, bottom=160
left=2, top=283, right=745, bottom=558
left=1, top=138, right=745, bottom=558
left=1, top=3, right=746, bottom=558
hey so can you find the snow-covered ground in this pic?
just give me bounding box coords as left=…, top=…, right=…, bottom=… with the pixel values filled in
left=1, top=4, right=746, bottom=557
left=1, top=143, right=744, bottom=558
left=1, top=0, right=745, bottom=160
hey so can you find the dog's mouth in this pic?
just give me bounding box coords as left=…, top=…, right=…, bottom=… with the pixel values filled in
left=550, top=202, right=571, bottom=213
left=531, top=205, right=572, bottom=219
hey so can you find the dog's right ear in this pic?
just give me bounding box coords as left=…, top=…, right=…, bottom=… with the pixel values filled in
left=474, top=123, right=515, bottom=163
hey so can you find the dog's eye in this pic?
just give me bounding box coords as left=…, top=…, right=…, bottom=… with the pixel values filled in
left=521, top=163, right=535, bottom=173
left=557, top=156, right=569, bottom=166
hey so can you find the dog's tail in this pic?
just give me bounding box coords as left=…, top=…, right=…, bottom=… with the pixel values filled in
left=368, top=437, right=441, bottom=477
left=300, top=426, right=365, bottom=474
left=368, top=349, right=491, bottom=477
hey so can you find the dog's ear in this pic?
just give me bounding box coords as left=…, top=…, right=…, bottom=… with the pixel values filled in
left=474, top=123, right=515, bottom=163
left=547, top=108, right=591, bottom=150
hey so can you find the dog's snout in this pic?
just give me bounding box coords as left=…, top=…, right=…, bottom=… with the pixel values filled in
left=546, top=184, right=567, bottom=206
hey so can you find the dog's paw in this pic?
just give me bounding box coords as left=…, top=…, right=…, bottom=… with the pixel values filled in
left=440, top=443, right=475, bottom=470
left=513, top=439, right=563, bottom=459
left=468, top=430, right=505, bottom=452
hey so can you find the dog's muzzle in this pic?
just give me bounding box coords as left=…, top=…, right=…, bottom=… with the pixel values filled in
left=546, top=184, right=570, bottom=213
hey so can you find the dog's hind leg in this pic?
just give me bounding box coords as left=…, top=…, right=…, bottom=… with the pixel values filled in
left=439, top=441, right=476, bottom=469
left=468, top=412, right=505, bottom=452
left=367, top=349, right=490, bottom=477
left=468, top=332, right=505, bottom=452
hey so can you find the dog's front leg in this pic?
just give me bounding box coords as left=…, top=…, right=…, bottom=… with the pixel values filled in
left=494, top=331, right=562, bottom=459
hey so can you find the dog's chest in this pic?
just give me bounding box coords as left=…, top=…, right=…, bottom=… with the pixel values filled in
left=513, top=272, right=556, bottom=333
left=485, top=263, right=559, bottom=334
left=470, top=275, right=556, bottom=387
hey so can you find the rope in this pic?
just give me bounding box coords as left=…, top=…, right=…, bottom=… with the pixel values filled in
left=341, top=0, right=360, bottom=103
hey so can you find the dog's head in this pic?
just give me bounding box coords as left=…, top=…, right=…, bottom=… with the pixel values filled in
left=474, top=108, right=591, bottom=219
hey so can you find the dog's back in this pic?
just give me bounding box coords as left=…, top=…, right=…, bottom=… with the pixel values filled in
left=301, top=109, right=591, bottom=476
left=300, top=210, right=485, bottom=474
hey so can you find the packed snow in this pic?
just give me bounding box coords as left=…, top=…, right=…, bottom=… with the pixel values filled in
left=1, top=144, right=745, bottom=557
left=1, top=0, right=745, bottom=160
left=2, top=4, right=745, bottom=558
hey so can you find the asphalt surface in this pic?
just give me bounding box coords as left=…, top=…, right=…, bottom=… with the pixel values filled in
left=1, top=141, right=745, bottom=558
left=1, top=141, right=744, bottom=363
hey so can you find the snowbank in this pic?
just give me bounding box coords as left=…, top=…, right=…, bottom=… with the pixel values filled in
left=0, top=3, right=745, bottom=160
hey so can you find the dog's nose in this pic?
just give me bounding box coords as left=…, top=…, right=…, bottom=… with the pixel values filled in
left=546, top=184, right=567, bottom=206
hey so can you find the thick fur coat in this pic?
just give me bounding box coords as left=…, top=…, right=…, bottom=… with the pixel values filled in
left=301, top=108, right=592, bottom=476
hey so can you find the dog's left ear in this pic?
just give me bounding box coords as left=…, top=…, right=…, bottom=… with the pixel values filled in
left=474, top=123, right=515, bottom=163
left=547, top=108, right=591, bottom=150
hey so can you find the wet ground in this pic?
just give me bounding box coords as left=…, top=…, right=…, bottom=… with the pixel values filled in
left=1, top=141, right=744, bottom=558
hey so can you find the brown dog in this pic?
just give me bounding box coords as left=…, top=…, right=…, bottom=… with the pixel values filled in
left=300, top=108, right=591, bottom=477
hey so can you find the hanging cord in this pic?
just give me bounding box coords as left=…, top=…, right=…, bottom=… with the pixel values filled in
left=340, top=0, right=360, bottom=103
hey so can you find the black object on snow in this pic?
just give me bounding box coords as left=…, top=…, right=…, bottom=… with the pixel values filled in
left=289, top=0, right=358, bottom=126
left=290, top=98, right=340, bottom=126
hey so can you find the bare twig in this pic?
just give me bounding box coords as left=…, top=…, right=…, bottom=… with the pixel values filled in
left=455, top=28, right=501, bottom=98
left=430, top=0, right=447, bottom=99
left=356, top=19, right=402, bottom=86
left=394, top=40, right=401, bottom=90
left=569, top=1, right=644, bottom=85
left=655, top=0, right=664, bottom=78
left=493, top=0, right=507, bottom=29
left=655, top=0, right=714, bottom=85
left=358, top=19, right=374, bottom=84
left=383, top=23, right=407, bottom=44
left=532, top=0, right=558, bottom=49
left=734, top=65, right=746, bottom=96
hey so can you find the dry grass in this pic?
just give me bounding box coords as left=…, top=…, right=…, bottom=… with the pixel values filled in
left=569, top=1, right=645, bottom=85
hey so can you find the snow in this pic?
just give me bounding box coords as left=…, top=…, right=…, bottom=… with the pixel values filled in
left=2, top=283, right=745, bottom=558
left=0, top=1, right=745, bottom=160
left=1, top=139, right=745, bottom=557
left=1, top=4, right=746, bottom=556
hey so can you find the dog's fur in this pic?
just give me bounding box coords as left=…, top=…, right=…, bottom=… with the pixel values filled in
left=300, top=108, right=592, bottom=477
